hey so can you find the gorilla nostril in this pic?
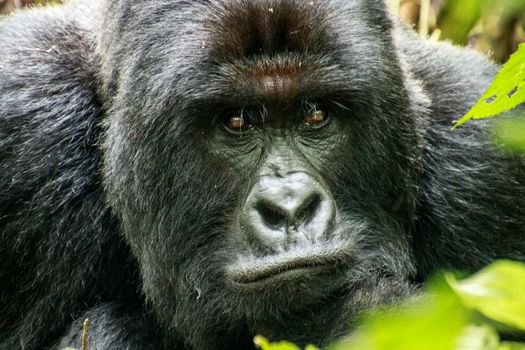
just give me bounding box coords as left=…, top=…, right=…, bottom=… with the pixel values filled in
left=255, top=201, right=288, bottom=229
left=254, top=192, right=328, bottom=232
left=295, top=194, right=321, bottom=226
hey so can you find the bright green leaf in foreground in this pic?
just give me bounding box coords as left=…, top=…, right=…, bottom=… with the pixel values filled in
left=498, top=343, right=525, bottom=350
left=253, top=261, right=525, bottom=350
left=329, top=286, right=468, bottom=350
left=455, top=44, right=525, bottom=128
left=254, top=335, right=319, bottom=350
left=455, top=325, right=499, bottom=350
left=446, top=260, right=525, bottom=331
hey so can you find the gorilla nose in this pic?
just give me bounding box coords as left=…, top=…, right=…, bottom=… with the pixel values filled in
left=242, top=172, right=336, bottom=248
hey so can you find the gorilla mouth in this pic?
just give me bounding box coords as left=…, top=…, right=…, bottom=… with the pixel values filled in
left=233, top=257, right=332, bottom=284
left=227, top=244, right=354, bottom=285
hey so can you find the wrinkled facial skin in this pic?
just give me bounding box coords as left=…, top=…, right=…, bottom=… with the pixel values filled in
left=102, top=1, right=420, bottom=349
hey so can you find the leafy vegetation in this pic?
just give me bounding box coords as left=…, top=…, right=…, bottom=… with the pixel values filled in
left=452, top=40, right=525, bottom=152
left=255, top=261, right=525, bottom=350
left=387, top=0, right=525, bottom=62
left=454, top=44, right=525, bottom=127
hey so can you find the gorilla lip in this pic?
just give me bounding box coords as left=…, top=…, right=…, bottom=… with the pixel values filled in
left=232, top=257, right=332, bottom=284
left=227, top=244, right=354, bottom=285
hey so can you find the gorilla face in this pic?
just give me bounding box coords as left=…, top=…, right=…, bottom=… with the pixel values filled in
left=102, top=0, right=421, bottom=348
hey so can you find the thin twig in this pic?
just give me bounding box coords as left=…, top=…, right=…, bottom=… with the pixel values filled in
left=81, top=319, right=89, bottom=350
left=419, top=0, right=430, bottom=38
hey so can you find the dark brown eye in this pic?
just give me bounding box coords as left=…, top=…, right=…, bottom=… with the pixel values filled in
left=224, top=112, right=250, bottom=132
left=304, top=109, right=327, bottom=126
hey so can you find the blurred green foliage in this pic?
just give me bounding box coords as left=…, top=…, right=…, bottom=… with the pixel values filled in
left=388, top=0, right=525, bottom=62
left=491, top=116, right=525, bottom=153
left=440, top=0, right=525, bottom=62
left=437, top=0, right=483, bottom=44
left=255, top=261, right=525, bottom=350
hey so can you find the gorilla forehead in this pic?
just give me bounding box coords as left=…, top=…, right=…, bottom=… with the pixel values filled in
left=99, top=0, right=398, bottom=115
left=101, top=0, right=392, bottom=74
left=200, top=0, right=392, bottom=61
left=204, top=0, right=336, bottom=58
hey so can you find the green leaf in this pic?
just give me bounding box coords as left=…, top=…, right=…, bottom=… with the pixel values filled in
left=454, top=44, right=525, bottom=128
left=305, top=345, right=320, bottom=350
left=252, top=262, right=525, bottom=350
left=254, top=336, right=310, bottom=350
left=446, top=260, right=525, bottom=330
left=498, top=342, right=525, bottom=350
left=329, top=286, right=468, bottom=350
left=455, top=325, right=499, bottom=350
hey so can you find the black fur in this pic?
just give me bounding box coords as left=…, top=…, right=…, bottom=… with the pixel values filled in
left=0, top=1, right=523, bottom=349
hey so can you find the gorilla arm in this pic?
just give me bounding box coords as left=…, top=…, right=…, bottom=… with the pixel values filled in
left=0, top=7, right=146, bottom=349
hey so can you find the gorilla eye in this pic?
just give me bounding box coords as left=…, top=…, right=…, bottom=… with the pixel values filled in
left=304, top=109, right=327, bottom=127
left=223, top=112, right=250, bottom=133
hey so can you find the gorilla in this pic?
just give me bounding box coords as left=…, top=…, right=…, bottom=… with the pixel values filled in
left=0, top=0, right=524, bottom=349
